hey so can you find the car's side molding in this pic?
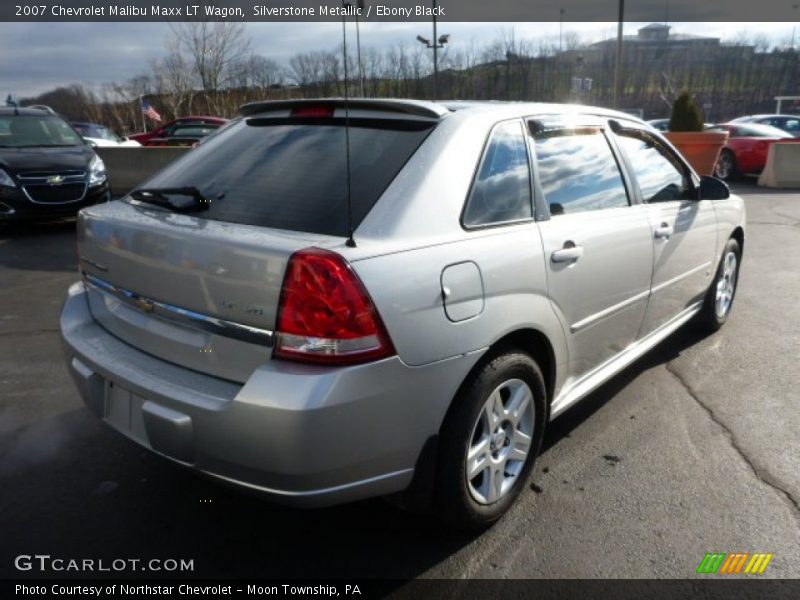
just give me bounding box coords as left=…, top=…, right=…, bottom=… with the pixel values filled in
left=570, top=289, right=651, bottom=334
left=650, top=261, right=713, bottom=295
left=550, top=301, right=703, bottom=419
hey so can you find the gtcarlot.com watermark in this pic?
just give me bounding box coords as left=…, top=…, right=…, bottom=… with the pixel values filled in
left=14, top=554, right=194, bottom=573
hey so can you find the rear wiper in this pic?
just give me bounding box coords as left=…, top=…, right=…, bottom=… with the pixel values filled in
left=130, top=187, right=210, bottom=213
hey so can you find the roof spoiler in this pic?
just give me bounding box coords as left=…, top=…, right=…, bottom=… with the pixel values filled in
left=239, top=98, right=449, bottom=120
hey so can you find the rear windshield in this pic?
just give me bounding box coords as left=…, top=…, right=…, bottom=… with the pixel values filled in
left=136, top=117, right=433, bottom=236
left=74, top=123, right=121, bottom=142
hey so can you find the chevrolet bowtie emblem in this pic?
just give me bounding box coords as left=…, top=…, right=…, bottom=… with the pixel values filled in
left=133, top=297, right=155, bottom=313
left=47, top=175, right=65, bottom=185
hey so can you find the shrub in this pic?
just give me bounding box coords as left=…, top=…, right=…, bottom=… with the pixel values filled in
left=668, top=91, right=704, bottom=132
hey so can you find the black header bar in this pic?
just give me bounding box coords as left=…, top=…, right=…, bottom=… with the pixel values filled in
left=3, top=0, right=800, bottom=22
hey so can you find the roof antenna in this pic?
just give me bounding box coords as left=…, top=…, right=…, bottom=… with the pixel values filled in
left=6, top=93, right=19, bottom=115
left=340, top=2, right=357, bottom=248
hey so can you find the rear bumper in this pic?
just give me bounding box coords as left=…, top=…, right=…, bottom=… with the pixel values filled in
left=0, top=183, right=109, bottom=221
left=61, top=281, right=482, bottom=507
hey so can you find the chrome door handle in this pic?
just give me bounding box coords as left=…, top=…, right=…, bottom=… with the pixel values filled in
left=551, top=245, right=584, bottom=263
left=654, top=223, right=674, bottom=239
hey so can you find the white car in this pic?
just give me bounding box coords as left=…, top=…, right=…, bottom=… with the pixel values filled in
left=72, top=122, right=141, bottom=147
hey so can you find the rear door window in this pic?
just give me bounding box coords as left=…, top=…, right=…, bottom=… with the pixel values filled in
left=136, top=117, right=433, bottom=237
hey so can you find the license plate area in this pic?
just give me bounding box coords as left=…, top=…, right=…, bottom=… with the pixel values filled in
left=104, top=380, right=149, bottom=444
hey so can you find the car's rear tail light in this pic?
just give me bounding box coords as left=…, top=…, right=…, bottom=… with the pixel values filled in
left=274, top=248, right=395, bottom=365
left=291, top=105, right=335, bottom=118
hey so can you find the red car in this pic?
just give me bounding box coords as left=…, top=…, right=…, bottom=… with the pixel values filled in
left=128, top=116, right=227, bottom=145
left=708, top=123, right=800, bottom=180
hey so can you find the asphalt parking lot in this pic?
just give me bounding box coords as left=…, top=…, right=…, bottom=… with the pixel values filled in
left=1, top=183, right=798, bottom=580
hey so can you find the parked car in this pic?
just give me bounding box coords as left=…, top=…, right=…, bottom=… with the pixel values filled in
left=0, top=107, right=109, bottom=221
left=128, top=116, right=227, bottom=145
left=143, top=123, right=222, bottom=147
left=193, top=116, right=243, bottom=147
left=706, top=122, right=800, bottom=180
left=647, top=118, right=712, bottom=132
left=647, top=118, right=670, bottom=131
left=72, top=122, right=141, bottom=147
left=61, top=99, right=745, bottom=529
left=729, top=114, right=800, bottom=137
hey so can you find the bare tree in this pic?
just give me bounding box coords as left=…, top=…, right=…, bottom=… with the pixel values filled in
left=247, top=55, right=285, bottom=92
left=168, top=21, right=251, bottom=112
left=289, top=51, right=331, bottom=96
left=151, top=50, right=196, bottom=119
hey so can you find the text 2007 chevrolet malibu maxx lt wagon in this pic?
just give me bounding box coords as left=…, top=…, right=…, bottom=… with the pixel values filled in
left=61, top=99, right=745, bottom=529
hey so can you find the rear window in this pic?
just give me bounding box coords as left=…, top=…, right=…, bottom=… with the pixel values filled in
left=170, top=125, right=218, bottom=137
left=136, top=117, right=433, bottom=236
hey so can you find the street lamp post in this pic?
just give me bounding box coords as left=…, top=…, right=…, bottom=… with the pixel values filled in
left=342, top=1, right=365, bottom=97
left=613, top=0, right=625, bottom=109
left=415, top=0, right=449, bottom=100
left=355, top=0, right=365, bottom=96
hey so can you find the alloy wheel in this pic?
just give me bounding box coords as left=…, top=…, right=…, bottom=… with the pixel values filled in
left=715, top=152, right=733, bottom=179
left=715, top=250, right=738, bottom=318
left=466, top=378, right=535, bottom=505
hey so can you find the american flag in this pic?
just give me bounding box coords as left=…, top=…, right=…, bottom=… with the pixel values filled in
left=141, top=100, right=162, bottom=123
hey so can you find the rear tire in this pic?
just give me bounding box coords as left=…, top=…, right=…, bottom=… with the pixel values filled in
left=435, top=351, right=546, bottom=530
left=696, top=238, right=741, bottom=332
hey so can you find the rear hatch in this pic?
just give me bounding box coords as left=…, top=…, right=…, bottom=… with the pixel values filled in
left=78, top=101, right=441, bottom=383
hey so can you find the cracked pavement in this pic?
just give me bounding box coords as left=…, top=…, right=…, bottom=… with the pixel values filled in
left=1, top=183, right=798, bottom=579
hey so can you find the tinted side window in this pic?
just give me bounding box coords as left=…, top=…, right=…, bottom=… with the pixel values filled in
left=615, top=130, right=691, bottom=203
left=463, top=121, right=532, bottom=228
left=532, top=127, right=629, bottom=216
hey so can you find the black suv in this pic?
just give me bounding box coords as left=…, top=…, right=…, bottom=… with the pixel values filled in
left=0, top=107, right=110, bottom=221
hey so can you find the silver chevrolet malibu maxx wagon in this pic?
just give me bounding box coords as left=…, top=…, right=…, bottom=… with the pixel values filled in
left=61, top=99, right=745, bottom=528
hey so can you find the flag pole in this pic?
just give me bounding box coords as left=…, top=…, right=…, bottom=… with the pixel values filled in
left=139, top=95, right=146, bottom=132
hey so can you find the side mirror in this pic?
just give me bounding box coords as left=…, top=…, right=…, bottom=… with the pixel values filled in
left=699, top=175, right=730, bottom=200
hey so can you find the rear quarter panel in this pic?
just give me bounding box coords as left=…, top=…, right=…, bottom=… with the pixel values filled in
left=730, top=137, right=762, bottom=173
left=351, top=224, right=567, bottom=379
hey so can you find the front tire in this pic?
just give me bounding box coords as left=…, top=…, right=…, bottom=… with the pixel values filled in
left=714, top=150, right=738, bottom=181
left=697, top=237, right=741, bottom=332
left=435, top=351, right=546, bottom=530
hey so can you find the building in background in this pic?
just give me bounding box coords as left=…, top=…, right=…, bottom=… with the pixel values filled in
left=582, top=23, right=753, bottom=64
